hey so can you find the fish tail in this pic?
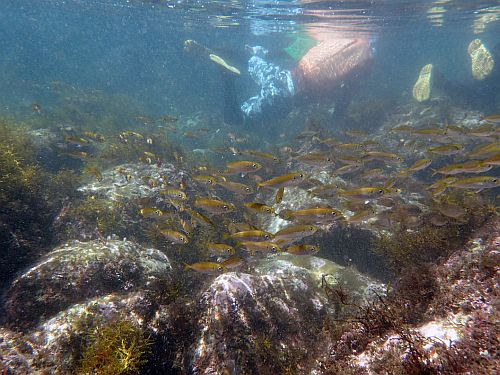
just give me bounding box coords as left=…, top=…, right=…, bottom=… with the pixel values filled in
left=280, top=209, right=293, bottom=220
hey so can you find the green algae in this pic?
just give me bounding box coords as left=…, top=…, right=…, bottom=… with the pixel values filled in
left=0, top=120, right=80, bottom=284
left=68, top=196, right=125, bottom=236
left=373, top=191, right=495, bottom=273
left=79, top=320, right=152, bottom=375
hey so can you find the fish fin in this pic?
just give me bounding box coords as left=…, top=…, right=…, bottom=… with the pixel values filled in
left=384, top=177, right=397, bottom=188
left=279, top=209, right=293, bottom=220
left=183, top=263, right=191, bottom=271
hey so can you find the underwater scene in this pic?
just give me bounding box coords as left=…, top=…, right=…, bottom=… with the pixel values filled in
left=0, top=0, right=499, bottom=373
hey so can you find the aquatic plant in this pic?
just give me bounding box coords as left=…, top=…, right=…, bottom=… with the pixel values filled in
left=373, top=191, right=495, bottom=273
left=49, top=169, right=82, bottom=200
left=79, top=320, right=152, bottom=375
left=321, top=214, right=498, bottom=374
left=373, top=226, right=449, bottom=271
left=0, top=122, right=79, bottom=285
left=67, top=196, right=124, bottom=237
left=253, top=333, right=296, bottom=375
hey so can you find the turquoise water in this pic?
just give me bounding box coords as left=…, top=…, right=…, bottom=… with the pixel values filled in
left=0, top=1, right=499, bottom=374
left=0, top=0, right=499, bottom=122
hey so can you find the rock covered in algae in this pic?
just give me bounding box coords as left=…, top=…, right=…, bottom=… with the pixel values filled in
left=4, top=239, right=173, bottom=328
left=412, top=63, right=433, bottom=102
left=78, top=162, right=187, bottom=202
left=468, top=39, right=494, bottom=80
left=311, top=217, right=500, bottom=374
left=0, top=292, right=160, bottom=374
left=189, top=255, right=384, bottom=374
left=0, top=244, right=384, bottom=374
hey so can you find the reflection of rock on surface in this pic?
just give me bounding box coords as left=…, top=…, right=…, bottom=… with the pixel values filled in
left=426, top=6, right=445, bottom=27
left=473, top=6, right=500, bottom=34
left=190, top=255, right=384, bottom=374
left=468, top=39, right=494, bottom=81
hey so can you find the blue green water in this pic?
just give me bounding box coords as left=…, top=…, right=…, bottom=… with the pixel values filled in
left=0, top=0, right=499, bottom=123
left=0, top=2, right=499, bottom=373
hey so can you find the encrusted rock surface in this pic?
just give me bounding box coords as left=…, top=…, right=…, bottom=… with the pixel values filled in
left=0, top=234, right=384, bottom=375
left=1, top=293, right=157, bottom=374
left=78, top=162, right=188, bottom=202
left=4, top=239, right=173, bottom=328
left=189, top=254, right=384, bottom=374
left=311, top=217, right=499, bottom=374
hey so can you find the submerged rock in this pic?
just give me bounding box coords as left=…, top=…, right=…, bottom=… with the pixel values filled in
left=78, top=162, right=187, bottom=202
left=313, top=217, right=500, bottom=374
left=0, top=289, right=179, bottom=374
left=4, top=239, right=172, bottom=328
left=189, top=255, right=384, bottom=375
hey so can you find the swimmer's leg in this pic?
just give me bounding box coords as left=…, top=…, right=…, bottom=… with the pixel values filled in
left=222, top=74, right=243, bottom=126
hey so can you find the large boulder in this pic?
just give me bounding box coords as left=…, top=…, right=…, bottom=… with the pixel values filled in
left=189, top=254, right=384, bottom=374
left=0, top=292, right=157, bottom=374
left=4, top=239, right=173, bottom=328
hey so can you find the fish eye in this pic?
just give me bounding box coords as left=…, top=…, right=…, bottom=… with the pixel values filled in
left=245, top=187, right=251, bottom=191
left=252, top=163, right=258, bottom=168
left=217, top=265, right=224, bottom=271
left=493, top=179, right=498, bottom=183
left=299, top=173, right=304, bottom=178
left=378, top=189, right=384, bottom=194
left=223, top=205, right=228, bottom=209
left=272, top=246, right=278, bottom=252
left=264, top=234, right=270, bottom=239
left=331, top=211, right=337, bottom=216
